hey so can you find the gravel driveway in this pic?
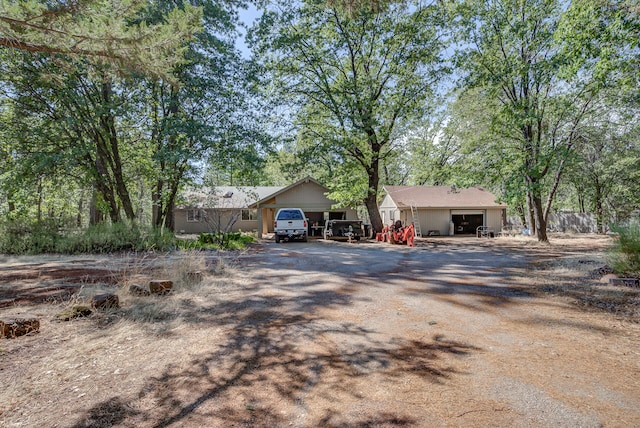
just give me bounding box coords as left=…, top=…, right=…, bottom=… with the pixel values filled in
left=1, top=236, right=639, bottom=427
left=227, top=238, right=640, bottom=427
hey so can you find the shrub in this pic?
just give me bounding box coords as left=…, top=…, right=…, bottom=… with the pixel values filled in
left=61, top=223, right=176, bottom=254
left=608, top=224, right=640, bottom=277
left=0, top=219, right=62, bottom=254
left=0, top=220, right=176, bottom=254
left=178, top=232, right=255, bottom=250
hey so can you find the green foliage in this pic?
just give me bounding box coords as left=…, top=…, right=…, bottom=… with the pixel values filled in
left=609, top=224, right=640, bottom=277
left=452, top=0, right=619, bottom=241
left=0, top=221, right=175, bottom=254
left=0, top=220, right=60, bottom=254
left=558, top=0, right=639, bottom=87
left=0, top=1, right=263, bottom=232
left=178, top=232, right=255, bottom=250
left=0, top=0, right=203, bottom=80
left=561, top=87, right=640, bottom=231
left=253, top=0, right=448, bottom=230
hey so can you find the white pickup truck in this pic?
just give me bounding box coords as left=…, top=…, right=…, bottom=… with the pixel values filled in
left=274, top=208, right=308, bottom=243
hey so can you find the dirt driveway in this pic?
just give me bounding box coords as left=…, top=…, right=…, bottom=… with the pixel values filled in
left=1, top=235, right=639, bottom=427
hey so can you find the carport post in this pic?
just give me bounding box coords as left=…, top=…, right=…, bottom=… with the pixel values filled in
left=256, top=203, right=263, bottom=239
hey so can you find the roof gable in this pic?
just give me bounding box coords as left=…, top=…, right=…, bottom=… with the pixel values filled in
left=383, top=186, right=506, bottom=209
left=249, top=176, right=330, bottom=207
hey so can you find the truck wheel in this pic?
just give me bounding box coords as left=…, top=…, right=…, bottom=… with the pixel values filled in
left=275, top=235, right=281, bottom=243
left=302, top=235, right=308, bottom=242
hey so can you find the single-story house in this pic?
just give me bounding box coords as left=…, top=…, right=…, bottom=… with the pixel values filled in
left=174, top=185, right=283, bottom=235
left=174, top=176, right=358, bottom=237
left=380, top=186, right=507, bottom=236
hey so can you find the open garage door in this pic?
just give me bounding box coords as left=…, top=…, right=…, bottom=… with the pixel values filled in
left=452, top=212, right=484, bottom=235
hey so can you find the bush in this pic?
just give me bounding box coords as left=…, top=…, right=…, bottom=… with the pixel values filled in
left=0, top=219, right=62, bottom=254
left=608, top=224, right=640, bottom=277
left=178, top=232, right=255, bottom=250
left=62, top=223, right=176, bottom=254
left=0, top=220, right=176, bottom=254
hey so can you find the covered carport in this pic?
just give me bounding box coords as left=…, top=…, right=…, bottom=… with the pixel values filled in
left=249, top=176, right=358, bottom=239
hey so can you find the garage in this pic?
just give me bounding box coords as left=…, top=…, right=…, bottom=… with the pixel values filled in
left=380, top=186, right=507, bottom=237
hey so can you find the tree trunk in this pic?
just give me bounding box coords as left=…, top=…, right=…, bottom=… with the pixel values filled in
left=516, top=202, right=527, bottom=229
left=77, top=196, right=83, bottom=228
left=531, top=192, right=548, bottom=242
left=594, top=180, right=604, bottom=234
left=365, top=156, right=383, bottom=233
left=525, top=191, right=535, bottom=236
left=151, top=84, right=181, bottom=231
left=89, top=186, right=105, bottom=225
left=106, top=120, right=135, bottom=221
left=100, top=80, right=135, bottom=221
left=93, top=143, right=120, bottom=223
left=161, top=180, right=178, bottom=231
left=36, top=177, right=43, bottom=224
left=543, top=157, right=568, bottom=226
left=152, top=179, right=163, bottom=228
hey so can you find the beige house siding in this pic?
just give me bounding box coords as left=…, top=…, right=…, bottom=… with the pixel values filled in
left=378, top=194, right=398, bottom=225
left=486, top=208, right=505, bottom=232
left=175, top=177, right=363, bottom=237
left=377, top=207, right=506, bottom=237
left=175, top=209, right=207, bottom=234
left=175, top=209, right=259, bottom=234
left=275, top=181, right=334, bottom=210
left=424, top=209, right=452, bottom=235
left=380, top=185, right=507, bottom=237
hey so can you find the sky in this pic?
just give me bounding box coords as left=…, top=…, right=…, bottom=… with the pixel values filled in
left=236, top=3, right=262, bottom=58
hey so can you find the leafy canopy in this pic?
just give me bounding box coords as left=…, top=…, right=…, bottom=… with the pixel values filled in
left=0, top=0, right=203, bottom=78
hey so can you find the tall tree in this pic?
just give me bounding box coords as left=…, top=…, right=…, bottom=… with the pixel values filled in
left=455, top=0, right=603, bottom=242
left=144, top=0, right=266, bottom=231
left=1, top=1, right=259, bottom=230
left=565, top=90, right=640, bottom=231
left=1, top=56, right=143, bottom=224
left=253, top=0, right=448, bottom=232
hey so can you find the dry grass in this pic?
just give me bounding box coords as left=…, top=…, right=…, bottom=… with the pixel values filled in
left=0, top=252, right=246, bottom=427
left=514, top=242, right=640, bottom=322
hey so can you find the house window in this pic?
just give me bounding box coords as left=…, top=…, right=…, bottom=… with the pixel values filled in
left=390, top=210, right=395, bottom=221
left=242, top=209, right=257, bottom=221
left=187, top=209, right=202, bottom=222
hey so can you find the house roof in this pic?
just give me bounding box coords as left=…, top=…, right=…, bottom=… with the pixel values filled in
left=249, top=176, right=329, bottom=208
left=180, top=186, right=284, bottom=209
left=383, top=185, right=506, bottom=209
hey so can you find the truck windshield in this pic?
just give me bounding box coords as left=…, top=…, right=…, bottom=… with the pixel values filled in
left=277, top=210, right=303, bottom=220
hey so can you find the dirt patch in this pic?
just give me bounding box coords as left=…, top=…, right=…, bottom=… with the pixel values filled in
left=1, top=234, right=639, bottom=427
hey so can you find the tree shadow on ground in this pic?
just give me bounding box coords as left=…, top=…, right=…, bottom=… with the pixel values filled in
left=69, top=243, right=531, bottom=426
left=74, top=284, right=479, bottom=427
